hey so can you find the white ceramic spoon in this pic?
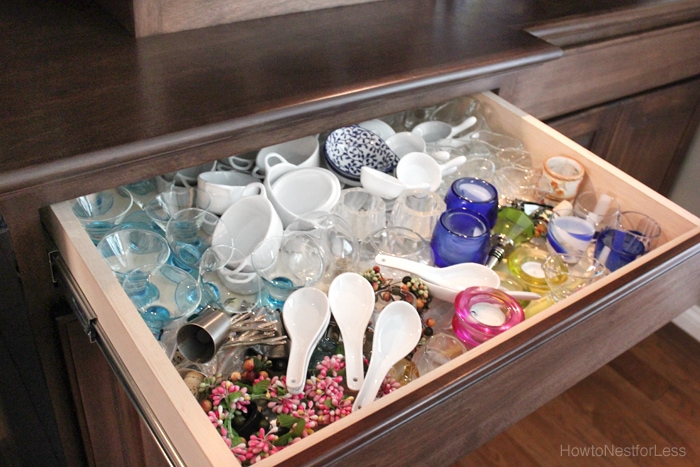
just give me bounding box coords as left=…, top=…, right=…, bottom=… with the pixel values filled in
left=411, top=116, right=478, bottom=143
left=328, top=272, right=375, bottom=391
left=360, top=166, right=431, bottom=199
left=374, top=254, right=541, bottom=302
left=352, top=301, right=422, bottom=411
left=395, top=152, right=467, bottom=192
left=282, top=287, right=331, bottom=394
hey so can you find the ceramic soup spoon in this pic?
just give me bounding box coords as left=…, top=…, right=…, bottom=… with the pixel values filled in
left=395, top=152, right=467, bottom=192
left=328, top=272, right=375, bottom=391
left=282, top=287, right=331, bottom=394
left=411, top=116, right=477, bottom=143
left=353, top=301, right=422, bottom=411
left=374, top=254, right=541, bottom=302
left=360, top=166, right=431, bottom=199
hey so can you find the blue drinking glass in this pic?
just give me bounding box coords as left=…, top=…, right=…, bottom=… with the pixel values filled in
left=444, top=177, right=499, bottom=230
left=594, top=227, right=646, bottom=272
left=430, top=208, right=491, bottom=267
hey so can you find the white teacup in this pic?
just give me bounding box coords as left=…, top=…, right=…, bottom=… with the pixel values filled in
left=157, top=161, right=216, bottom=191
left=252, top=135, right=320, bottom=178
left=216, top=151, right=257, bottom=172
left=197, top=171, right=260, bottom=215
left=265, top=163, right=342, bottom=228
left=218, top=190, right=283, bottom=294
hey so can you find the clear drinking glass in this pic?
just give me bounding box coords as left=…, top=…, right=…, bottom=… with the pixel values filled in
left=165, top=208, right=233, bottom=273
left=96, top=228, right=171, bottom=283
left=251, top=233, right=325, bottom=310
left=145, top=188, right=212, bottom=231
left=71, top=187, right=134, bottom=243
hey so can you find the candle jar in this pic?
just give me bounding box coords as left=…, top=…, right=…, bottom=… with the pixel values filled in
left=444, top=177, right=499, bottom=230
left=451, top=286, right=524, bottom=349
left=506, top=244, right=550, bottom=294
left=542, top=156, right=585, bottom=202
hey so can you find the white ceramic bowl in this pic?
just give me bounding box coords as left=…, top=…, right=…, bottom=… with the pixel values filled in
left=267, top=167, right=341, bottom=227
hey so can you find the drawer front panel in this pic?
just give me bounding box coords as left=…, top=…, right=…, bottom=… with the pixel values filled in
left=46, top=92, right=700, bottom=466
left=501, top=21, right=700, bottom=120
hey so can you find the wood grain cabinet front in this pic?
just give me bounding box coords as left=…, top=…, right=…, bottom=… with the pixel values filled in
left=44, top=92, right=700, bottom=467
left=547, top=77, right=700, bottom=197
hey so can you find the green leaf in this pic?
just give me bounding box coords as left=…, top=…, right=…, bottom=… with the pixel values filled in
left=252, top=379, right=271, bottom=395
left=229, top=430, right=245, bottom=447
left=273, top=415, right=306, bottom=446
left=276, top=414, right=298, bottom=428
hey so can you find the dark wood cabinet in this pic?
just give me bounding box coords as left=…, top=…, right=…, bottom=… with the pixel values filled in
left=3, top=1, right=700, bottom=466
left=547, top=78, right=700, bottom=196
left=57, top=314, right=169, bottom=467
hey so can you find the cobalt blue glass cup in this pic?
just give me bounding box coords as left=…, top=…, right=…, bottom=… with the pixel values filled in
left=430, top=208, right=491, bottom=267
left=594, top=227, right=646, bottom=272
left=444, top=177, right=499, bottom=230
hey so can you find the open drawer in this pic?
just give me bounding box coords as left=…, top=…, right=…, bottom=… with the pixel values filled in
left=44, top=92, right=700, bottom=466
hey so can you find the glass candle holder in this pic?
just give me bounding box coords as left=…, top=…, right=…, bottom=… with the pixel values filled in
left=431, top=208, right=491, bottom=267
left=389, top=189, right=446, bottom=240
left=444, top=177, right=499, bottom=230
left=452, top=286, right=524, bottom=349
left=542, top=253, right=606, bottom=301
left=506, top=245, right=550, bottom=294
left=572, top=191, right=620, bottom=238
left=332, top=187, right=386, bottom=241
left=546, top=209, right=595, bottom=257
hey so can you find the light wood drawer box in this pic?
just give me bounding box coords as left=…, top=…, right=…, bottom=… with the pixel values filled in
left=44, top=92, right=700, bottom=466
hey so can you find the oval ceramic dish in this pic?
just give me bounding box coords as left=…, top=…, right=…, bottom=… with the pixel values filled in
left=324, top=125, right=399, bottom=180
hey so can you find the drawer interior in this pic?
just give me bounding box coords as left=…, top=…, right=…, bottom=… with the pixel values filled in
left=44, top=91, right=700, bottom=466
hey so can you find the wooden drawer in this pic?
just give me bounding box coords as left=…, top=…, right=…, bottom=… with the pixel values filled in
left=44, top=92, right=700, bottom=466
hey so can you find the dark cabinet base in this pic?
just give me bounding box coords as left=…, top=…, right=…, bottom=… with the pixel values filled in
left=56, top=314, right=169, bottom=467
left=547, top=78, right=700, bottom=196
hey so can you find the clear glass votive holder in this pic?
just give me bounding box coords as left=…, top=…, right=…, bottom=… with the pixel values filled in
left=572, top=191, right=621, bottom=237
left=363, top=226, right=432, bottom=268
left=542, top=253, right=606, bottom=301
left=413, top=333, right=467, bottom=376
left=389, top=189, right=446, bottom=240
left=332, top=187, right=386, bottom=242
